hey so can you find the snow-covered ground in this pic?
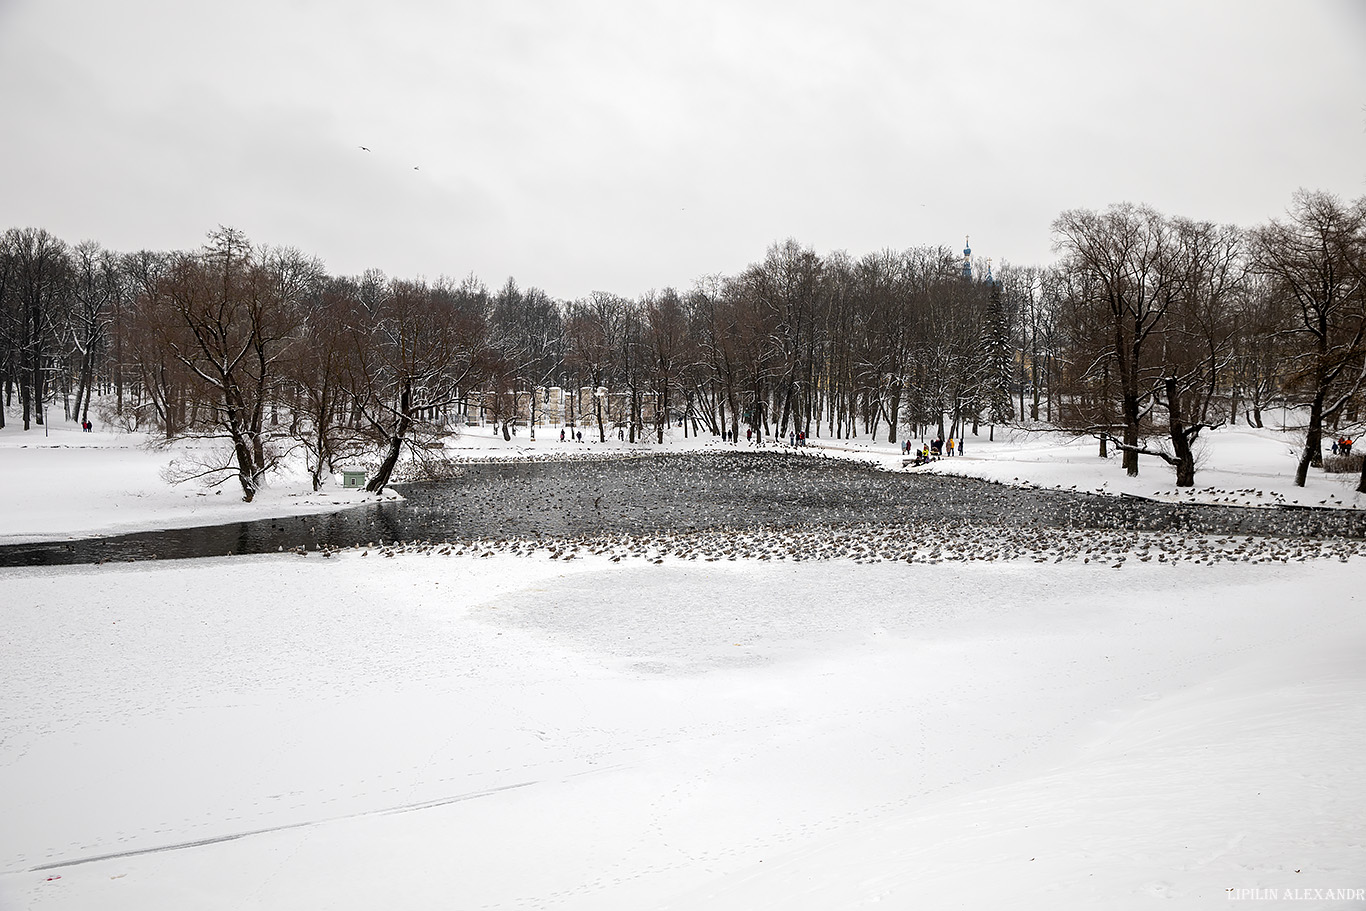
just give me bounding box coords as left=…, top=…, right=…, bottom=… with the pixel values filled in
left=813, top=424, right=1366, bottom=511
left=2, top=415, right=1365, bottom=909
left=0, top=422, right=399, bottom=544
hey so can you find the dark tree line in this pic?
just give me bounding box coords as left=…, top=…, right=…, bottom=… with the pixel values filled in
left=2, top=188, right=1363, bottom=495
left=1049, top=191, right=1366, bottom=489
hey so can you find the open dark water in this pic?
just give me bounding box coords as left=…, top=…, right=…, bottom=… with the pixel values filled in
left=3, top=452, right=1365, bottom=567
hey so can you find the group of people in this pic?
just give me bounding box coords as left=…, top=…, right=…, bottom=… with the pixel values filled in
left=927, top=436, right=962, bottom=457
left=1333, top=436, right=1355, bottom=456
left=903, top=435, right=964, bottom=465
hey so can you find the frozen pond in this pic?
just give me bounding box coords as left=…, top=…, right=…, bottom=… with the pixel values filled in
left=2, top=451, right=1364, bottom=566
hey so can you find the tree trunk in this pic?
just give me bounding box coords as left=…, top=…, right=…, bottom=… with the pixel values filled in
left=1165, top=378, right=1196, bottom=487
left=1121, top=389, right=1140, bottom=476
left=886, top=385, right=901, bottom=444
left=1295, top=388, right=1327, bottom=487
left=232, top=436, right=259, bottom=501
left=656, top=381, right=667, bottom=444
left=367, top=383, right=413, bottom=493
left=72, top=348, right=94, bottom=426
left=368, top=431, right=405, bottom=493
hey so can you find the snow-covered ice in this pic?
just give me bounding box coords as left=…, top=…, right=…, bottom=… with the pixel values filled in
left=4, top=553, right=1364, bottom=909
left=2, top=418, right=1364, bottom=909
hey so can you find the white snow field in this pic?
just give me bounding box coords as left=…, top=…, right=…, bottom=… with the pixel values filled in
left=2, top=418, right=1365, bottom=909
left=4, top=550, right=1365, bottom=909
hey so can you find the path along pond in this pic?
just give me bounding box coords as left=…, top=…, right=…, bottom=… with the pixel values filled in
left=3, top=451, right=1366, bottom=567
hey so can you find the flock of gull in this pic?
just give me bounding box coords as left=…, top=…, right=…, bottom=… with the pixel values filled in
left=294, top=450, right=1366, bottom=568
left=5, top=450, right=1360, bottom=569
left=317, top=521, right=1364, bottom=568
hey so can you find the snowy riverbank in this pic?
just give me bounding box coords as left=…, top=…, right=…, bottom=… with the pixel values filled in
left=0, top=421, right=399, bottom=544
left=2, top=417, right=1363, bottom=545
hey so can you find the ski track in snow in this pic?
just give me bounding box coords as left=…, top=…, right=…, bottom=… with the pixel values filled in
left=26, top=778, right=543, bottom=872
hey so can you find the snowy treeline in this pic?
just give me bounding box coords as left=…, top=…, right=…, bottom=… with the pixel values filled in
left=1, top=189, right=1363, bottom=495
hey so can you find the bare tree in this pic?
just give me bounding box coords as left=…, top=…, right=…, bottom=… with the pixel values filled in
left=1146, top=218, right=1246, bottom=485
left=1228, top=275, right=1290, bottom=428
left=123, top=250, right=188, bottom=437
left=348, top=277, right=489, bottom=492
left=489, top=278, right=563, bottom=440
left=4, top=227, right=69, bottom=431
left=0, top=234, right=15, bottom=430
left=643, top=288, right=690, bottom=442
left=1251, top=190, right=1366, bottom=486
left=283, top=274, right=355, bottom=490
left=687, top=275, right=743, bottom=440
left=1054, top=205, right=1174, bottom=476
left=752, top=239, right=820, bottom=439
left=158, top=228, right=300, bottom=500
left=564, top=293, right=623, bottom=442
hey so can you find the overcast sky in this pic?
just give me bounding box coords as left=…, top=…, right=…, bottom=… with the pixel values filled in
left=2, top=0, right=1363, bottom=299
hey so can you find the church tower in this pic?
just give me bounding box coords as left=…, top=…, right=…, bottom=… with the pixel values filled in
left=961, top=235, right=972, bottom=280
